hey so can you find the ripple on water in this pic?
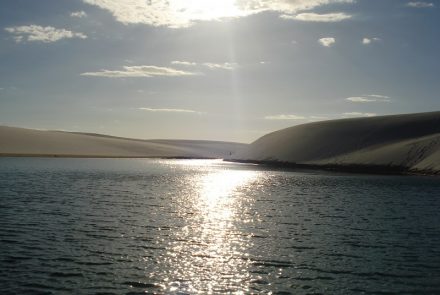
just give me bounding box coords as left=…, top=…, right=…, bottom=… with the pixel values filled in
left=0, top=158, right=439, bottom=294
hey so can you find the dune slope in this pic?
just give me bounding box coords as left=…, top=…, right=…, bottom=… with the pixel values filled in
left=0, top=126, right=246, bottom=158
left=233, top=112, right=440, bottom=174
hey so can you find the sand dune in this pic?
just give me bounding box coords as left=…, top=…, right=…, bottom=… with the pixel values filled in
left=233, top=111, right=440, bottom=174
left=0, top=126, right=246, bottom=158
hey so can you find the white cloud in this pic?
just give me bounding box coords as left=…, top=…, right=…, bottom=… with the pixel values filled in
left=346, top=96, right=375, bottom=102
left=82, top=0, right=355, bottom=28
left=202, top=62, right=238, bottom=70
left=318, top=37, right=336, bottom=47
left=344, top=112, right=377, bottom=117
left=362, top=37, right=380, bottom=45
left=81, top=65, right=199, bottom=78
left=362, top=38, right=371, bottom=45
left=171, top=61, right=238, bottom=70
left=406, top=2, right=434, bottom=8
left=265, top=114, right=306, bottom=120
left=367, top=94, right=390, bottom=99
left=139, top=107, right=200, bottom=114
left=171, top=61, right=197, bottom=66
left=5, top=25, right=87, bottom=43
left=346, top=94, right=391, bottom=103
left=283, top=12, right=352, bottom=22
left=71, top=11, right=88, bottom=18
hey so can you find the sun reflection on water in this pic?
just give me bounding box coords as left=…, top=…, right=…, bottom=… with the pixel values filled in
left=161, top=164, right=260, bottom=294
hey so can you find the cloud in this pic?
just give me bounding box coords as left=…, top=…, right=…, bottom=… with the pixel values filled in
left=5, top=25, right=87, bottom=43
left=282, top=12, right=352, bottom=22
left=344, top=112, right=377, bottom=117
left=346, top=94, right=390, bottom=103
left=71, top=11, right=88, bottom=18
left=171, top=61, right=197, bottom=66
left=265, top=114, right=306, bottom=120
left=202, top=62, right=238, bottom=70
left=171, top=61, right=238, bottom=70
left=367, top=94, right=390, bottom=99
left=318, top=37, right=336, bottom=47
left=362, top=37, right=380, bottom=45
left=406, top=2, right=434, bottom=8
left=139, top=107, right=200, bottom=114
left=82, top=0, right=355, bottom=28
left=81, top=65, right=199, bottom=78
left=346, top=96, right=376, bottom=102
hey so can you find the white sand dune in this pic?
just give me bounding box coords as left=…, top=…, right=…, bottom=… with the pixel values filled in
left=0, top=126, right=246, bottom=158
left=233, top=111, right=440, bottom=174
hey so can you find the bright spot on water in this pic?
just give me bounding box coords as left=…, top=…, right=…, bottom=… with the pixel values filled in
left=162, top=161, right=261, bottom=293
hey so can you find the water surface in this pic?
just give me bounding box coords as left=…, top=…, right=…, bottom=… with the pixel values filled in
left=1, top=158, right=439, bottom=294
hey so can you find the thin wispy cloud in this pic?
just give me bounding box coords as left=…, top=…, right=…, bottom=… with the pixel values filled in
left=171, top=61, right=197, bottom=66
left=202, top=62, right=238, bottom=70
left=264, top=114, right=329, bottom=122
left=319, top=37, right=336, bottom=47
left=283, top=12, right=352, bottom=22
left=362, top=37, right=380, bottom=45
left=81, top=65, right=199, bottom=78
left=171, top=61, right=238, bottom=70
left=265, top=114, right=306, bottom=120
left=5, top=25, right=87, bottom=43
left=344, top=112, right=377, bottom=117
left=368, top=94, right=390, bottom=99
left=138, top=107, right=201, bottom=114
left=406, top=2, right=434, bottom=8
left=346, top=94, right=391, bottom=103
left=71, top=11, right=88, bottom=18
left=346, top=97, right=376, bottom=102
left=82, top=0, right=355, bottom=28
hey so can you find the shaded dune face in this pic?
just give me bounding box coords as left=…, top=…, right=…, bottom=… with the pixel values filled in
left=235, top=112, right=440, bottom=171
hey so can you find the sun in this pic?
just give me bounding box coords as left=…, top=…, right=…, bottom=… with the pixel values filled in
left=170, top=0, right=244, bottom=21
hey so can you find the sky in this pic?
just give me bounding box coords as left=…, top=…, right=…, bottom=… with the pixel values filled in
left=0, top=0, right=439, bottom=143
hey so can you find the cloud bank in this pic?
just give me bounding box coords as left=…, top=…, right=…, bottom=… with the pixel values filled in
left=82, top=0, right=355, bottom=28
left=5, top=25, right=87, bottom=43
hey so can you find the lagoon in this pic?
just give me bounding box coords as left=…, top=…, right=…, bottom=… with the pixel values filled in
left=0, top=158, right=439, bottom=294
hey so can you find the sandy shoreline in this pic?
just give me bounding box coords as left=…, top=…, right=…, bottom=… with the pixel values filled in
left=226, top=159, right=439, bottom=176
left=0, top=154, right=218, bottom=159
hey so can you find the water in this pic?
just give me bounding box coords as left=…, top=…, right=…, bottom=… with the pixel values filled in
left=0, top=158, right=439, bottom=294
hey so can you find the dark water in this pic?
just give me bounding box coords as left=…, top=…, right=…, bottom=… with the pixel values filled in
left=1, top=158, right=439, bottom=294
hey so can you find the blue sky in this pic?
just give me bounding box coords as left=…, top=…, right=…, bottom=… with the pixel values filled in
left=0, top=0, right=439, bottom=142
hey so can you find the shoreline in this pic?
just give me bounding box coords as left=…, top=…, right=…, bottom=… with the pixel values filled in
left=225, top=159, right=440, bottom=177
left=0, top=154, right=218, bottom=160
left=1, top=154, right=438, bottom=176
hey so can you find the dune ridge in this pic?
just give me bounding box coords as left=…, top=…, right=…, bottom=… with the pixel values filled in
left=0, top=126, right=246, bottom=159
left=232, top=111, right=440, bottom=174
